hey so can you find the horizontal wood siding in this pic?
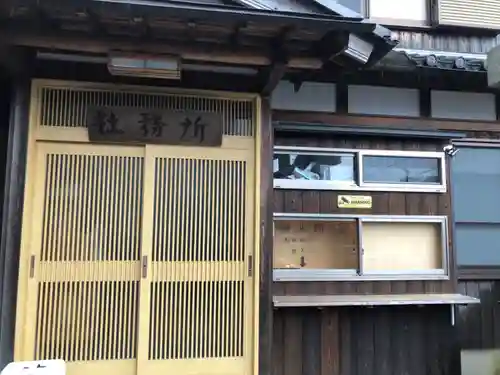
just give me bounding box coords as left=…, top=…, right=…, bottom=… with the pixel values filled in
left=273, top=306, right=455, bottom=375
left=274, top=134, right=454, bottom=295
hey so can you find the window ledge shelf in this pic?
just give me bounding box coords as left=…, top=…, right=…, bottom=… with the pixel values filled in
left=273, top=179, right=447, bottom=193
left=273, top=274, right=450, bottom=282
left=273, top=294, right=480, bottom=308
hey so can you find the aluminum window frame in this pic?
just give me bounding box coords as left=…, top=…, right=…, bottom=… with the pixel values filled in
left=273, top=213, right=450, bottom=282
left=358, top=149, right=447, bottom=193
left=273, top=146, right=447, bottom=193
left=273, top=146, right=358, bottom=191
left=363, top=0, right=432, bottom=28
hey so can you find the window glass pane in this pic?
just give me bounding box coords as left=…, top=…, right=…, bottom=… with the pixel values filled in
left=456, top=223, right=500, bottom=266
left=362, top=155, right=440, bottom=184
left=362, top=222, right=443, bottom=271
left=369, top=0, right=427, bottom=22
left=273, top=220, right=358, bottom=270
left=273, top=152, right=355, bottom=183
left=452, top=148, right=500, bottom=223
left=336, top=0, right=362, bottom=14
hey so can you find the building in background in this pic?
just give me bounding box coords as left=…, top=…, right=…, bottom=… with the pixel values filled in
left=0, top=0, right=499, bottom=375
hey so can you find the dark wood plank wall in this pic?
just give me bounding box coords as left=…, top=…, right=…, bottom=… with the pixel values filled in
left=457, top=279, right=500, bottom=350
left=271, top=280, right=500, bottom=375
left=271, top=113, right=500, bottom=375
left=0, top=77, right=11, bottom=256
left=259, top=98, right=274, bottom=375
left=0, top=78, right=31, bottom=367
left=273, top=133, right=454, bottom=295
left=273, top=305, right=456, bottom=375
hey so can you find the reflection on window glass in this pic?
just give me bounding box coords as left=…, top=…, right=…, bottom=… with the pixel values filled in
left=273, top=152, right=355, bottom=183
left=336, top=0, right=362, bottom=14
left=452, top=148, right=500, bottom=223
left=362, top=156, right=440, bottom=184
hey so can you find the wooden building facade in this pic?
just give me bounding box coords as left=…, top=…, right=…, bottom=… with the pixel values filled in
left=270, top=79, right=500, bottom=375
left=1, top=0, right=500, bottom=375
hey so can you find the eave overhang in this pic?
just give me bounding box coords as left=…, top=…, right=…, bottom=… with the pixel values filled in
left=88, top=0, right=396, bottom=66
left=1, top=0, right=398, bottom=64
left=0, top=0, right=399, bottom=92
left=75, top=0, right=374, bottom=32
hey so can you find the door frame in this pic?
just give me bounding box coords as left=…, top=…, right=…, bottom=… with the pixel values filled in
left=13, top=79, right=263, bottom=375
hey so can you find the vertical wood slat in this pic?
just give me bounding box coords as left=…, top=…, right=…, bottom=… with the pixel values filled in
left=338, top=308, right=351, bottom=375
left=354, top=307, right=373, bottom=375
left=372, top=307, right=390, bottom=375
left=302, top=309, right=320, bottom=375
left=283, top=309, right=302, bottom=375
left=320, top=309, right=339, bottom=375
left=259, top=97, right=274, bottom=375
left=457, top=279, right=500, bottom=351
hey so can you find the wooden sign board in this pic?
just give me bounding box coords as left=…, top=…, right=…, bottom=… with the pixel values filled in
left=86, top=106, right=223, bottom=146
left=337, top=195, right=372, bottom=209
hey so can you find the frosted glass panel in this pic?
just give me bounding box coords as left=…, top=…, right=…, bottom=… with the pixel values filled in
left=452, top=148, right=500, bottom=223
left=456, top=223, right=500, bottom=266
left=363, top=222, right=442, bottom=271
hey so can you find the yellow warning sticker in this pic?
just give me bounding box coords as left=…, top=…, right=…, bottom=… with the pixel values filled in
left=337, top=195, right=372, bottom=209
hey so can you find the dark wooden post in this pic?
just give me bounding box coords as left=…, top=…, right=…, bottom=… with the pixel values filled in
left=0, top=76, right=31, bottom=368
left=259, top=96, right=274, bottom=375
left=0, top=75, right=10, bottom=254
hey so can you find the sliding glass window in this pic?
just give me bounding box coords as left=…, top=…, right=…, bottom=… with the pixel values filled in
left=273, top=213, right=449, bottom=281
left=274, top=146, right=446, bottom=193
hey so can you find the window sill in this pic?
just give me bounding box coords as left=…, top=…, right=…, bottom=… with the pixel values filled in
left=274, top=269, right=449, bottom=282
left=367, top=17, right=432, bottom=30
left=272, top=294, right=480, bottom=308
left=274, top=179, right=447, bottom=193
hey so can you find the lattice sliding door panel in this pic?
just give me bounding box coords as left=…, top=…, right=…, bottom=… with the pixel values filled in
left=149, top=281, right=244, bottom=360
left=148, top=156, right=249, bottom=363
left=37, top=86, right=255, bottom=137
left=38, top=153, right=144, bottom=262
left=36, top=281, right=139, bottom=361
left=32, top=145, right=144, bottom=368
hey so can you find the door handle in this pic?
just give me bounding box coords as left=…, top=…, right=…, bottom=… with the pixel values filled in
left=142, top=255, right=148, bottom=278
left=29, top=255, right=35, bottom=278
